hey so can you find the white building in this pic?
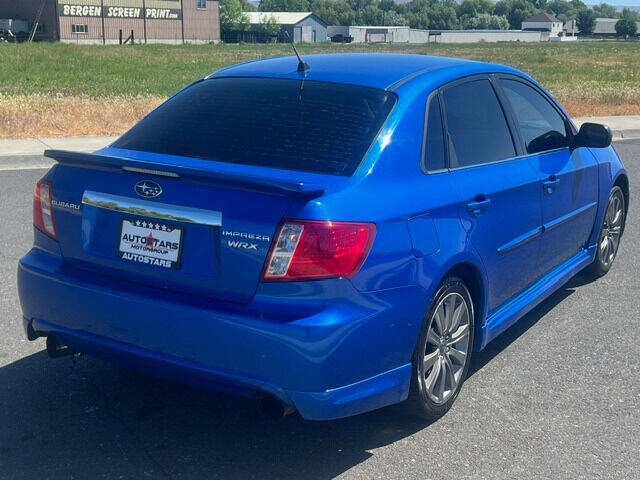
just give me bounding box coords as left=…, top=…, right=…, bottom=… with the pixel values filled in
left=245, top=12, right=327, bottom=42
left=429, top=29, right=544, bottom=43
left=327, top=25, right=545, bottom=44
left=327, top=25, right=414, bottom=43
left=564, top=17, right=640, bottom=37
left=521, top=11, right=563, bottom=37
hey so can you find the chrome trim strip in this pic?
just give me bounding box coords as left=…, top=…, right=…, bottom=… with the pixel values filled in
left=82, top=191, right=222, bottom=227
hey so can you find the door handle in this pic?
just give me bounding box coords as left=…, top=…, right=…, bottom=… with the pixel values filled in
left=467, top=196, right=491, bottom=217
left=543, top=175, right=560, bottom=194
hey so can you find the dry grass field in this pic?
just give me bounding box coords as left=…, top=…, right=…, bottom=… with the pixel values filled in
left=1, top=41, right=639, bottom=138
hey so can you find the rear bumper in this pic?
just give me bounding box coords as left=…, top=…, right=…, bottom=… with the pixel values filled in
left=18, top=248, right=426, bottom=420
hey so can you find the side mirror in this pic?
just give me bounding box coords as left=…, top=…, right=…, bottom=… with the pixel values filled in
left=573, top=122, right=612, bottom=149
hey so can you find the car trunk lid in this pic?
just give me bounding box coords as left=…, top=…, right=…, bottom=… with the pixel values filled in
left=47, top=149, right=328, bottom=304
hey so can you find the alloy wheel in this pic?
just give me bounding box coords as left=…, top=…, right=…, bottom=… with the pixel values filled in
left=422, top=292, right=471, bottom=405
left=598, top=189, right=624, bottom=269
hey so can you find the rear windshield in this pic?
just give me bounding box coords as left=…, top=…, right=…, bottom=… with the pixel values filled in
left=113, top=77, right=396, bottom=176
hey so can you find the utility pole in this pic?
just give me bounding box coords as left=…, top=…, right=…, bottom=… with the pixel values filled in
left=142, top=0, right=147, bottom=43
left=180, top=0, right=185, bottom=44
left=101, top=0, right=106, bottom=44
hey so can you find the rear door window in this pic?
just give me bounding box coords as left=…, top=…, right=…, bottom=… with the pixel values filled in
left=500, top=79, right=569, bottom=154
left=423, top=94, right=446, bottom=171
left=113, top=77, right=396, bottom=176
left=442, top=79, right=516, bottom=168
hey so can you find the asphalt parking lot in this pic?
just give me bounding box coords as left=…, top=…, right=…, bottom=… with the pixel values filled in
left=0, top=140, right=638, bottom=480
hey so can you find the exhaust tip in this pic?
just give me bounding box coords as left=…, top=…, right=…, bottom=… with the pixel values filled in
left=260, top=396, right=295, bottom=420
left=46, top=336, right=76, bottom=358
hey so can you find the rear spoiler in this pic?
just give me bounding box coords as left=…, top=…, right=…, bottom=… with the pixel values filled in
left=44, top=149, right=326, bottom=197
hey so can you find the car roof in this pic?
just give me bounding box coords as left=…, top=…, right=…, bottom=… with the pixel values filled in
left=208, top=53, right=523, bottom=90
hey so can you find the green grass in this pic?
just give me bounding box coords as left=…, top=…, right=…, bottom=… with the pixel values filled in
left=2, top=41, right=639, bottom=137
left=1, top=41, right=638, bottom=99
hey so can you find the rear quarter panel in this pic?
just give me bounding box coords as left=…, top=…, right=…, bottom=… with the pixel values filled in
left=284, top=68, right=488, bottom=329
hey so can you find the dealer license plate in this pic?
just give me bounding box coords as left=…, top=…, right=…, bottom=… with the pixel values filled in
left=118, top=218, right=183, bottom=269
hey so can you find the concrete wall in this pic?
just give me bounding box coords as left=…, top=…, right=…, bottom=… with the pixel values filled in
left=433, top=29, right=543, bottom=43
left=328, top=25, right=412, bottom=43
left=549, top=35, right=577, bottom=41
left=328, top=26, right=543, bottom=44
left=409, top=28, right=429, bottom=43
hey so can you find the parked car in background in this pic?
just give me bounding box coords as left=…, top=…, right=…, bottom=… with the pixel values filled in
left=330, top=33, right=354, bottom=43
left=18, top=54, right=628, bottom=420
left=0, top=18, right=29, bottom=42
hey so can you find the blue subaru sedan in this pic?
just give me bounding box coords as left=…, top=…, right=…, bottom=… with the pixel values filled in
left=18, top=54, right=628, bottom=420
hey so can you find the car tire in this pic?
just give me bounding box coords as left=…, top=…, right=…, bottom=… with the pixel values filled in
left=403, top=276, right=475, bottom=420
left=583, top=185, right=626, bottom=279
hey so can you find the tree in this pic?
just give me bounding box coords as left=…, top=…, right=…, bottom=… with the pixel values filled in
left=311, top=0, right=356, bottom=26
left=346, top=0, right=374, bottom=14
left=383, top=10, right=409, bottom=26
left=615, top=17, right=637, bottom=37
left=591, top=3, right=618, bottom=18
left=457, top=0, right=494, bottom=19
left=494, top=0, right=537, bottom=29
left=357, top=4, right=385, bottom=25
left=259, top=0, right=309, bottom=11
left=620, top=7, right=639, bottom=21
left=428, top=1, right=459, bottom=29
left=396, top=0, right=429, bottom=28
left=240, top=0, right=256, bottom=11
left=457, top=0, right=494, bottom=27
left=378, top=0, right=396, bottom=12
left=219, top=0, right=249, bottom=34
left=546, top=0, right=586, bottom=22
left=575, top=8, right=596, bottom=35
left=405, top=9, right=430, bottom=29
left=615, top=9, right=638, bottom=38
left=467, top=13, right=510, bottom=29
left=258, top=14, right=281, bottom=36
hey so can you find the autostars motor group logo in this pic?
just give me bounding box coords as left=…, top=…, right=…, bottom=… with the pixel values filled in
left=121, top=221, right=180, bottom=255
left=118, top=219, right=182, bottom=269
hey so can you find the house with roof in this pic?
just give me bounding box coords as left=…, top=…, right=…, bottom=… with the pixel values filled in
left=521, top=11, right=564, bottom=37
left=592, top=17, right=622, bottom=36
left=245, top=12, right=327, bottom=43
left=564, top=17, right=640, bottom=37
left=592, top=17, right=640, bottom=37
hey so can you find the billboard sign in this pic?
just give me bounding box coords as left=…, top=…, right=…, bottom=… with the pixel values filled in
left=59, top=3, right=182, bottom=20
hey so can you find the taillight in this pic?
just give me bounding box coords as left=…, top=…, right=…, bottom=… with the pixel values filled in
left=262, top=220, right=376, bottom=281
left=33, top=179, right=57, bottom=239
